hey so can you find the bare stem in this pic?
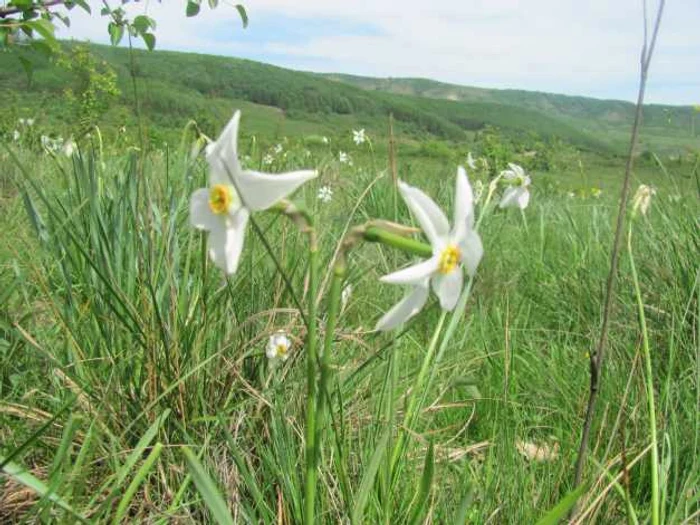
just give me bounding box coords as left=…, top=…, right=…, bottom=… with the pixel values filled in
left=572, top=0, right=666, bottom=493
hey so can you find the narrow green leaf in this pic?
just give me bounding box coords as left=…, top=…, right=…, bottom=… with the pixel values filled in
left=534, top=484, right=587, bottom=525
left=234, top=4, right=248, bottom=28
left=182, top=447, right=235, bottom=525
left=352, top=428, right=391, bottom=525
left=408, top=441, right=435, bottom=525
left=113, top=442, right=163, bottom=524
left=25, top=18, right=55, bottom=42
left=0, top=458, right=88, bottom=523
left=186, top=0, right=201, bottom=17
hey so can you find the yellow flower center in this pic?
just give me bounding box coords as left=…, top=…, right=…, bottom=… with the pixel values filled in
left=437, top=244, right=461, bottom=274
left=276, top=343, right=288, bottom=357
left=209, top=184, right=234, bottom=215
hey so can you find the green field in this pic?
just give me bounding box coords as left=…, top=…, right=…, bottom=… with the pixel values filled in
left=1, top=41, right=699, bottom=523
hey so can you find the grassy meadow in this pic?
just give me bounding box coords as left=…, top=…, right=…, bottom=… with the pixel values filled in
left=1, top=42, right=699, bottom=524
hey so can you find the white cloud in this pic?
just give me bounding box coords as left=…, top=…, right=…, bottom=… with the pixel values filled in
left=56, top=0, right=699, bottom=105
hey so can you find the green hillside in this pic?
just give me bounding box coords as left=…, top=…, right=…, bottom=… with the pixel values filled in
left=323, top=74, right=699, bottom=153
left=2, top=42, right=694, bottom=155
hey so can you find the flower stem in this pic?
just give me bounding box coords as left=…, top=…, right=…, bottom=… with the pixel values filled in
left=389, top=311, right=447, bottom=476
left=628, top=224, right=660, bottom=525
left=364, top=226, right=432, bottom=258
left=304, top=231, right=319, bottom=525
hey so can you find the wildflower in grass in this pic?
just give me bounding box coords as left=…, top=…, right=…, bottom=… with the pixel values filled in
left=322, top=136, right=329, bottom=144
left=567, top=192, right=575, bottom=198
left=12, top=130, right=20, bottom=141
left=632, top=184, right=656, bottom=217
left=353, top=128, right=367, bottom=145
left=263, top=154, right=275, bottom=166
left=338, top=151, right=349, bottom=164
left=375, top=166, right=483, bottom=331
left=266, top=332, right=292, bottom=361
left=26, top=118, right=34, bottom=126
left=317, top=185, right=333, bottom=203
left=62, top=138, right=76, bottom=157
left=591, top=187, right=602, bottom=198
left=466, top=151, right=476, bottom=170
left=499, top=163, right=531, bottom=210
left=190, top=110, right=317, bottom=274
left=274, top=143, right=283, bottom=155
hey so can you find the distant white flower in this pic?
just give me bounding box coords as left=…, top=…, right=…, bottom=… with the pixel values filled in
left=567, top=192, right=575, bottom=198
left=317, top=185, right=333, bottom=203
left=274, top=143, right=283, bottom=155
left=190, top=111, right=317, bottom=274
left=341, top=284, right=352, bottom=310
left=353, top=129, right=366, bottom=145
left=375, top=167, right=483, bottom=331
left=322, top=136, right=329, bottom=144
left=12, top=130, right=20, bottom=141
left=499, top=163, right=531, bottom=210
left=631, top=184, right=656, bottom=217
left=266, top=332, right=292, bottom=361
left=473, top=180, right=485, bottom=204
left=466, top=152, right=477, bottom=170
left=119, top=126, right=127, bottom=134
left=41, top=135, right=51, bottom=147
left=27, top=118, right=34, bottom=126
left=262, top=154, right=274, bottom=166
left=339, top=151, right=349, bottom=164
left=18, top=118, right=26, bottom=126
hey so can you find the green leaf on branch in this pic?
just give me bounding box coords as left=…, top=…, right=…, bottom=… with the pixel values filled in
left=186, top=0, right=201, bottom=17
left=142, top=32, right=156, bottom=51
left=108, top=22, right=124, bottom=46
left=132, top=15, right=154, bottom=34
left=26, top=18, right=55, bottom=42
left=235, top=4, right=248, bottom=28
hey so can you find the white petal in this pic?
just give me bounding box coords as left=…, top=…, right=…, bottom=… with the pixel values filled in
left=453, top=166, right=475, bottom=240
left=190, top=188, right=219, bottom=231
left=459, top=230, right=484, bottom=277
left=431, top=269, right=463, bottom=311
left=499, top=187, right=521, bottom=209
left=208, top=208, right=250, bottom=274
left=380, top=256, right=439, bottom=285
left=374, top=282, right=429, bottom=331
left=235, top=169, right=317, bottom=211
left=207, top=111, right=242, bottom=186
left=399, top=181, right=449, bottom=247
left=516, top=188, right=530, bottom=209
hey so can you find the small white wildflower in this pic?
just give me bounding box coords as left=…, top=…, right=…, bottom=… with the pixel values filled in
left=317, top=185, right=333, bottom=203
left=62, top=138, right=76, bottom=157
left=499, top=163, right=531, bottom=210
left=12, top=130, right=20, bottom=141
left=631, top=184, right=656, bottom=217
left=352, top=129, right=366, bottom=145
left=322, top=136, right=329, bottom=144
left=262, top=154, right=274, bottom=165
left=274, top=143, right=283, bottom=155
left=18, top=118, right=26, bottom=126
left=466, top=151, right=477, bottom=170
left=339, top=151, right=349, bottom=164
left=341, top=284, right=352, bottom=310
left=27, top=118, right=34, bottom=126
left=266, top=332, right=292, bottom=361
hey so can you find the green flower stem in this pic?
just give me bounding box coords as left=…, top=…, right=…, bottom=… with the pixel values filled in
left=315, top=260, right=346, bottom=453
left=389, top=311, right=447, bottom=475
left=304, top=230, right=320, bottom=525
left=364, top=226, right=433, bottom=258
left=628, top=224, right=659, bottom=525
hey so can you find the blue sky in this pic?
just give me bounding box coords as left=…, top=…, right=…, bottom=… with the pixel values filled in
left=58, top=0, right=699, bottom=106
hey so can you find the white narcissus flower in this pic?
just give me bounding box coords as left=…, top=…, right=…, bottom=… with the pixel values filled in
left=317, top=185, right=333, bottom=203
left=375, top=167, right=483, bottom=331
left=499, top=163, right=531, bottom=210
left=338, top=151, right=349, bottom=164
left=353, top=129, right=366, bottom=145
left=190, top=111, right=317, bottom=274
left=266, top=332, right=292, bottom=361
left=466, top=151, right=476, bottom=170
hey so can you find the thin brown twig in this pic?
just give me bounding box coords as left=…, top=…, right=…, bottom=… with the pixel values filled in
left=573, top=0, right=666, bottom=490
